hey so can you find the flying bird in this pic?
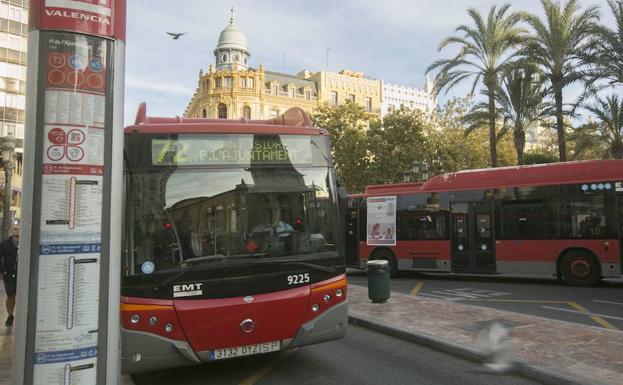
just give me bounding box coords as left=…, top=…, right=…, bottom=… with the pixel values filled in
left=167, top=32, right=187, bottom=40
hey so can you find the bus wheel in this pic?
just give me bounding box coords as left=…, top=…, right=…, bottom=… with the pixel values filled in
left=371, top=250, right=398, bottom=278
left=561, top=251, right=600, bottom=287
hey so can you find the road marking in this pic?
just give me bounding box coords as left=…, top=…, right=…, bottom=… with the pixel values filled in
left=237, top=349, right=297, bottom=385
left=418, top=293, right=465, bottom=301
left=410, top=281, right=424, bottom=296
left=566, top=302, right=619, bottom=330
left=593, top=299, right=623, bottom=306
left=481, top=299, right=565, bottom=304
left=426, top=288, right=511, bottom=301
left=541, top=305, right=623, bottom=324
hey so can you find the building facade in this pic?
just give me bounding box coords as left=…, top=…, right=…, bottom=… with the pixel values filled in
left=185, top=11, right=435, bottom=121
left=0, top=0, right=27, bottom=223
left=380, top=77, right=437, bottom=116
left=309, top=69, right=381, bottom=115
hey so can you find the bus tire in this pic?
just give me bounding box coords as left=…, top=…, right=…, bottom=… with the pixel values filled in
left=560, top=250, right=600, bottom=287
left=371, top=250, right=398, bottom=278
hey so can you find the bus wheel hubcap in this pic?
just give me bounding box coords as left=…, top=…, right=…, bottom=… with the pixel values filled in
left=570, top=259, right=591, bottom=279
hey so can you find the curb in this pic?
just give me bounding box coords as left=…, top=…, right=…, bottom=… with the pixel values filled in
left=348, top=315, right=599, bottom=385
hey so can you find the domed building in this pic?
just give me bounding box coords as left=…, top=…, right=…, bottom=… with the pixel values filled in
left=185, top=9, right=320, bottom=120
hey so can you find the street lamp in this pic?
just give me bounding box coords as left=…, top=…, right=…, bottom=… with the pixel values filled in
left=1, top=136, right=16, bottom=240
left=421, top=161, right=430, bottom=181
left=411, top=160, right=420, bottom=176
left=402, top=170, right=411, bottom=183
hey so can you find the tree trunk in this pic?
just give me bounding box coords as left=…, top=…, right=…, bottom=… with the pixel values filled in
left=487, top=87, right=498, bottom=167
left=514, top=124, right=526, bottom=165
left=553, top=81, right=566, bottom=162
left=611, top=139, right=623, bottom=159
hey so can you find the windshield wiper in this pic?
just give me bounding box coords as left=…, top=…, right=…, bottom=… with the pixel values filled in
left=154, top=254, right=233, bottom=289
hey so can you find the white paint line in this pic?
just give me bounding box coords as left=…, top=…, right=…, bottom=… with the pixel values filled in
left=541, top=306, right=623, bottom=321
left=418, top=293, right=465, bottom=302
left=593, top=299, right=623, bottom=306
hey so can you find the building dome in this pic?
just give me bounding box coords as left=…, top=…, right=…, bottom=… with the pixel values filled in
left=214, top=8, right=250, bottom=71
left=216, top=23, right=248, bottom=52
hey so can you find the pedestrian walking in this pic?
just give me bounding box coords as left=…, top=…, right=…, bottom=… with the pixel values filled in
left=0, top=224, right=19, bottom=326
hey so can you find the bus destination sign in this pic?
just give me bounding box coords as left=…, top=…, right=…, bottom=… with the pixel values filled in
left=151, top=135, right=313, bottom=166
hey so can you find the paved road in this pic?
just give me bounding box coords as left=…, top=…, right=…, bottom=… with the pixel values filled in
left=348, top=270, right=623, bottom=330
left=132, top=325, right=540, bottom=385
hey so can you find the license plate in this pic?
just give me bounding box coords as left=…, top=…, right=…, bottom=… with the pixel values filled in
left=209, top=341, right=281, bottom=360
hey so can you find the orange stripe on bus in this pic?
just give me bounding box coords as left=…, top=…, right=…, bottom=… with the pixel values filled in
left=120, top=303, right=173, bottom=312
left=311, top=277, right=347, bottom=292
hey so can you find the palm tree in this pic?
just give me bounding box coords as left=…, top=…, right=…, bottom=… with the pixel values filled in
left=585, top=95, right=623, bottom=159
left=584, top=0, right=623, bottom=89
left=427, top=4, right=525, bottom=167
left=522, top=0, right=600, bottom=162
left=496, top=65, right=552, bottom=164
left=461, top=65, right=551, bottom=164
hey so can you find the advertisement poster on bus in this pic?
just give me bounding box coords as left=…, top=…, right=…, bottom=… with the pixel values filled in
left=367, top=196, right=396, bottom=246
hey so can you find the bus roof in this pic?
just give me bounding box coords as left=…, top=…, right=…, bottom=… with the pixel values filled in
left=364, top=160, right=623, bottom=196
left=124, top=103, right=328, bottom=136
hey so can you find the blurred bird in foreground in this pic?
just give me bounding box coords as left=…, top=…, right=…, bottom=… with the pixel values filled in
left=167, top=32, right=187, bottom=40
left=475, top=321, right=515, bottom=372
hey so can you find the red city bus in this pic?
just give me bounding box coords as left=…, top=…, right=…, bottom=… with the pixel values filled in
left=348, top=160, right=623, bottom=286
left=120, top=105, right=347, bottom=373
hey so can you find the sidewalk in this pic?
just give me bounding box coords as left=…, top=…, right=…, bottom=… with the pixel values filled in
left=0, top=281, right=13, bottom=385
left=348, top=284, right=623, bottom=385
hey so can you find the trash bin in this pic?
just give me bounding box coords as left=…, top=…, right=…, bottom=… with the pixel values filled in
left=367, top=260, right=390, bottom=303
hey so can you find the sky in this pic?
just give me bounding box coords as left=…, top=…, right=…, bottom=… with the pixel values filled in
left=124, top=0, right=618, bottom=125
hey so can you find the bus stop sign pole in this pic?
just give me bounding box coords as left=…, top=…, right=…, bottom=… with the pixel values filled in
left=13, top=1, right=126, bottom=384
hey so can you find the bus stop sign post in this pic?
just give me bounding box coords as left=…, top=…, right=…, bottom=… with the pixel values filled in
left=13, top=1, right=126, bottom=384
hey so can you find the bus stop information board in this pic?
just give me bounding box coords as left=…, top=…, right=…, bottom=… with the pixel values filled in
left=16, top=1, right=126, bottom=384
left=34, top=32, right=108, bottom=383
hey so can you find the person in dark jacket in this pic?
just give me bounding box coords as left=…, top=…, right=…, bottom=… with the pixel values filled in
left=0, top=224, right=19, bottom=326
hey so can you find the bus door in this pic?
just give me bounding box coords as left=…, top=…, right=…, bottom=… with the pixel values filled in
left=345, top=207, right=361, bottom=266
left=451, top=202, right=495, bottom=273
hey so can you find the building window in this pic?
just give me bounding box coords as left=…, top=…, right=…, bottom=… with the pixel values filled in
left=349, top=94, right=356, bottom=102
left=305, top=90, right=311, bottom=100
left=234, top=54, right=240, bottom=63
left=224, top=77, right=232, bottom=88
left=246, top=77, right=254, bottom=88
left=222, top=54, right=228, bottom=62
left=239, top=77, right=246, bottom=88
left=243, top=106, right=251, bottom=120
left=289, top=88, right=295, bottom=98
left=216, top=77, right=222, bottom=87
left=217, top=103, right=227, bottom=119
left=202, top=109, right=207, bottom=118
left=331, top=91, right=338, bottom=106
left=365, top=97, right=372, bottom=112
left=272, top=85, right=279, bottom=95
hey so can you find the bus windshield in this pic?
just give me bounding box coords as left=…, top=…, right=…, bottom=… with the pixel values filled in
left=123, top=134, right=339, bottom=279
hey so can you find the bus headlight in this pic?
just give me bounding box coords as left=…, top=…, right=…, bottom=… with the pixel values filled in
left=323, top=294, right=331, bottom=303
left=336, top=289, right=344, bottom=297
left=311, top=304, right=320, bottom=312
left=130, top=314, right=140, bottom=324
left=164, top=323, right=174, bottom=333
left=148, top=316, right=158, bottom=326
